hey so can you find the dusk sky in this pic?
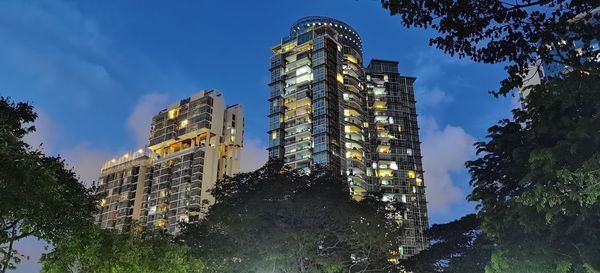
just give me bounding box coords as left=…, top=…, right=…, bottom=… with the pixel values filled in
left=1, top=0, right=516, bottom=271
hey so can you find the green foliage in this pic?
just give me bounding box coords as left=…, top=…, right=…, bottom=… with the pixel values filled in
left=40, top=225, right=204, bottom=273
left=467, top=72, right=600, bottom=273
left=402, top=214, right=494, bottom=273
left=0, top=97, right=97, bottom=272
left=380, top=0, right=600, bottom=95
left=179, top=161, right=403, bottom=273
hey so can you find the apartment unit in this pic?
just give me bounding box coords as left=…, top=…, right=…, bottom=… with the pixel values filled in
left=267, top=16, right=428, bottom=257
left=95, top=149, right=150, bottom=232
left=95, top=90, right=243, bottom=234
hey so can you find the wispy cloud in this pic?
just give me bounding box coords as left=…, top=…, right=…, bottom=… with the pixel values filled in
left=127, top=93, right=169, bottom=147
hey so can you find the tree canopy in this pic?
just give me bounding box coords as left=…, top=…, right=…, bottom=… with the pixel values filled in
left=467, top=72, right=600, bottom=272
left=40, top=225, right=204, bottom=273
left=380, top=0, right=600, bottom=95
left=179, top=162, right=404, bottom=273
left=401, top=214, right=493, bottom=273
left=0, top=97, right=97, bottom=273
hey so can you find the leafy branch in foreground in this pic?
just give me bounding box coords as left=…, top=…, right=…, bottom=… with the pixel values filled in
left=381, top=0, right=599, bottom=95
left=467, top=72, right=600, bottom=272
left=0, top=97, right=97, bottom=273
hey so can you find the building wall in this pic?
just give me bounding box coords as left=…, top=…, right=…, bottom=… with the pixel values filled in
left=366, top=60, right=429, bottom=257
left=95, top=150, right=150, bottom=232
left=219, top=104, right=244, bottom=177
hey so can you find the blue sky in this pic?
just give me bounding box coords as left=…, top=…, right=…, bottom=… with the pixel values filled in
left=1, top=0, right=516, bottom=271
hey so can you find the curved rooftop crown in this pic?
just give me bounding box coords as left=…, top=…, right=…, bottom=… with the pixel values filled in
left=290, top=16, right=362, bottom=53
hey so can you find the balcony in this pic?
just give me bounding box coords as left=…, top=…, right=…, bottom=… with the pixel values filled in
left=378, top=152, right=392, bottom=160
left=284, top=137, right=311, bottom=147
left=284, top=119, right=310, bottom=129
left=284, top=153, right=312, bottom=164
left=285, top=145, right=312, bottom=155
left=284, top=127, right=311, bottom=138
left=344, top=116, right=363, bottom=128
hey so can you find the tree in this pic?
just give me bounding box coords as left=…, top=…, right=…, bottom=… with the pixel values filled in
left=380, top=0, right=600, bottom=95
left=466, top=72, right=600, bottom=272
left=401, top=214, right=494, bottom=273
left=178, top=161, right=404, bottom=273
left=40, top=225, right=204, bottom=273
left=0, top=97, right=97, bottom=272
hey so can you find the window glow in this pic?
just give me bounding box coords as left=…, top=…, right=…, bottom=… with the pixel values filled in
left=416, top=178, right=423, bottom=187
left=180, top=119, right=189, bottom=128
left=168, top=108, right=179, bottom=119
left=337, top=73, right=344, bottom=83
left=408, top=170, right=416, bottom=179
left=346, top=55, right=358, bottom=64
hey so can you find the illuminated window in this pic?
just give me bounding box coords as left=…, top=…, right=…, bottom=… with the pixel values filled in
left=179, top=119, right=189, bottom=128
left=271, top=131, right=277, bottom=140
left=416, top=178, right=423, bottom=187
left=168, top=108, right=180, bottom=119
left=390, top=162, right=398, bottom=170
left=408, top=170, right=416, bottom=179
left=346, top=55, right=358, bottom=64
left=230, top=135, right=235, bottom=142
left=337, top=73, right=344, bottom=83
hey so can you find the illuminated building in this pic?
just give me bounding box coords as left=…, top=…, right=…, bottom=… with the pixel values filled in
left=268, top=16, right=428, bottom=257
left=268, top=16, right=368, bottom=196
left=95, top=149, right=150, bottom=232
left=366, top=60, right=429, bottom=257
left=96, top=90, right=243, bottom=234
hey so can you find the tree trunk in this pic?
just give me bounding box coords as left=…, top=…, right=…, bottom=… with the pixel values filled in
left=1, top=224, right=17, bottom=273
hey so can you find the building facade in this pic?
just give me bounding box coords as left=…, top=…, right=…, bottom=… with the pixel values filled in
left=95, top=149, right=150, bottom=232
left=267, top=16, right=429, bottom=257
left=95, top=90, right=243, bottom=234
left=365, top=60, right=429, bottom=256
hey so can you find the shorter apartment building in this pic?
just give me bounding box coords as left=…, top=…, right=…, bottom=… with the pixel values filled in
left=95, top=90, right=243, bottom=234
left=95, top=149, right=150, bottom=232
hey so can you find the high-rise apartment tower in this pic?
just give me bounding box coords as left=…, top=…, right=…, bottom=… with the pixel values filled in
left=267, top=16, right=428, bottom=257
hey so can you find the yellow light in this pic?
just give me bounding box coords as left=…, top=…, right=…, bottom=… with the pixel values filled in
left=337, top=73, right=344, bottom=83
left=271, top=132, right=277, bottom=140
left=416, top=178, right=423, bottom=187
left=408, top=170, right=416, bottom=179
left=180, top=119, right=189, bottom=128
left=346, top=55, right=358, bottom=64
left=168, top=108, right=179, bottom=119
left=373, top=101, right=386, bottom=109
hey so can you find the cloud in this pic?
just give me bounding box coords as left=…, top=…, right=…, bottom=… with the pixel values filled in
left=0, top=0, right=117, bottom=110
left=24, top=108, right=62, bottom=152
left=60, top=142, right=112, bottom=187
left=420, top=116, right=477, bottom=214
left=240, top=137, right=268, bottom=172
left=417, top=87, right=454, bottom=108
left=127, top=93, right=169, bottom=147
